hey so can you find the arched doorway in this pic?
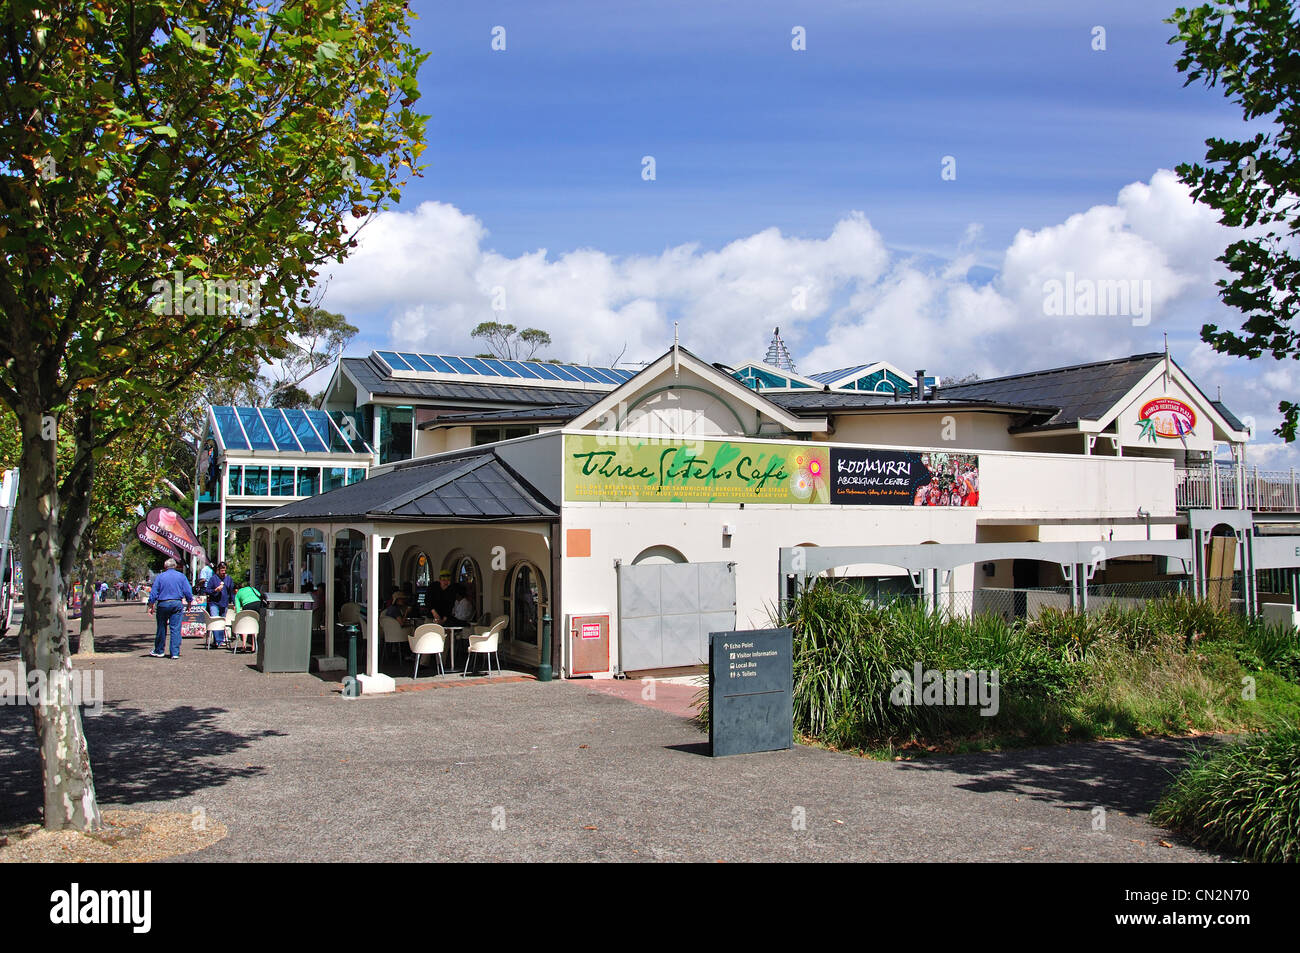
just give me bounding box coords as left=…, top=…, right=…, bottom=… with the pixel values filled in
left=445, top=553, right=482, bottom=622
left=503, top=560, right=546, bottom=666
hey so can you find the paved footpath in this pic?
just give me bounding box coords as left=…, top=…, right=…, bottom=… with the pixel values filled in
left=0, top=603, right=1221, bottom=862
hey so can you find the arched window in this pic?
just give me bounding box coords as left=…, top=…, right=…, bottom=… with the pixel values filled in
left=444, top=554, right=482, bottom=621
left=504, top=561, right=546, bottom=651
left=407, top=550, right=432, bottom=589
left=632, top=545, right=687, bottom=565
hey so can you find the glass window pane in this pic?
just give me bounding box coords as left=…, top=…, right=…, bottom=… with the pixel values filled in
left=347, top=468, right=365, bottom=485
left=212, top=406, right=249, bottom=450
left=400, top=352, right=433, bottom=371
left=244, top=467, right=269, bottom=495
left=296, top=467, right=320, bottom=496
left=325, top=468, right=347, bottom=492
left=227, top=466, right=242, bottom=496
left=545, top=364, right=585, bottom=382
left=319, top=411, right=354, bottom=452
left=285, top=408, right=328, bottom=452
left=271, top=466, right=296, bottom=496
left=237, top=407, right=275, bottom=449
left=442, top=356, right=474, bottom=374
left=460, top=357, right=494, bottom=375
left=503, top=360, right=543, bottom=379
left=378, top=351, right=411, bottom=370
left=261, top=408, right=301, bottom=451
left=478, top=358, right=518, bottom=377
left=424, top=355, right=456, bottom=373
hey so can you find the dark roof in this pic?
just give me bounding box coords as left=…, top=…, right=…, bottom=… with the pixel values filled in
left=765, top=391, right=1053, bottom=414
left=196, top=506, right=269, bottom=524
left=937, top=353, right=1164, bottom=433
left=418, top=401, right=597, bottom=429
left=342, top=355, right=594, bottom=406
left=249, top=449, right=556, bottom=523
left=1212, top=400, right=1245, bottom=432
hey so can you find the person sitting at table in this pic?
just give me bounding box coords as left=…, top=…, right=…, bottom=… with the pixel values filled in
left=450, top=584, right=474, bottom=628
left=383, top=590, right=412, bottom=626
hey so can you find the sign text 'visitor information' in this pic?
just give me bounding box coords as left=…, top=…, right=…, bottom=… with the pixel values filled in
left=563, top=434, right=978, bottom=506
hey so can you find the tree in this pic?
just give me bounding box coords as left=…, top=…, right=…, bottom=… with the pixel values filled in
left=471, top=321, right=553, bottom=361
left=259, top=307, right=357, bottom=406
left=0, top=1, right=425, bottom=830
left=1169, top=1, right=1300, bottom=438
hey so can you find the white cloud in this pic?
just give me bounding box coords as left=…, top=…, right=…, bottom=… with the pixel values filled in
left=320, top=170, right=1299, bottom=464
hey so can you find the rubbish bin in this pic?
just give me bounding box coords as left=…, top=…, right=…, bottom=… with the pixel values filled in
left=257, top=607, right=312, bottom=673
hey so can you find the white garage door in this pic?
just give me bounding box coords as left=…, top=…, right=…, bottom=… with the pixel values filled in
left=617, top=561, right=736, bottom=672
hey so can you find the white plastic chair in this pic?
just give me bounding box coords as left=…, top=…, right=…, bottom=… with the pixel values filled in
left=231, top=610, right=261, bottom=654
left=380, top=615, right=411, bottom=662
left=463, top=619, right=505, bottom=675
left=470, top=615, right=507, bottom=637
left=205, top=616, right=228, bottom=650
left=409, top=623, right=446, bottom=679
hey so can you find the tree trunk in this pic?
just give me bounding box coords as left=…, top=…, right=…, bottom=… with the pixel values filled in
left=15, top=407, right=101, bottom=832
left=77, top=555, right=95, bottom=656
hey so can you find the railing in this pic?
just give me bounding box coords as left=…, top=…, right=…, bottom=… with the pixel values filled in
left=1176, top=465, right=1300, bottom=511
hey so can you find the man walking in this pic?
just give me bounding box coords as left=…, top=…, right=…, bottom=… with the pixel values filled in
left=148, top=557, right=194, bottom=659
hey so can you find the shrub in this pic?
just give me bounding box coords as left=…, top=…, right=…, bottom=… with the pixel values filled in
left=1152, top=724, right=1300, bottom=863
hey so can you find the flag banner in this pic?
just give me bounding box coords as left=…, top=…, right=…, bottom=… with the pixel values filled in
left=144, top=507, right=205, bottom=560
left=135, top=520, right=183, bottom=560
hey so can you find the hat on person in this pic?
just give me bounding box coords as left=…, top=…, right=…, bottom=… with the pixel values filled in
left=394, top=591, right=409, bottom=602
left=439, top=570, right=451, bottom=580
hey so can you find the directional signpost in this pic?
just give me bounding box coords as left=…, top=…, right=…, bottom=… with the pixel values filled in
left=709, top=627, right=794, bottom=757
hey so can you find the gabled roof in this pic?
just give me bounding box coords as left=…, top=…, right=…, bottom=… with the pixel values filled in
left=340, top=355, right=594, bottom=406
left=937, top=353, right=1166, bottom=433
left=418, top=402, right=595, bottom=429
left=250, top=448, right=556, bottom=523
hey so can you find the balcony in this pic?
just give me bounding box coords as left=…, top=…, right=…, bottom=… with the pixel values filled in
left=1176, top=465, right=1299, bottom=511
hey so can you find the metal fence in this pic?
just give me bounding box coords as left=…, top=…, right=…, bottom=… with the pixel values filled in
left=1176, top=465, right=1300, bottom=511
left=890, top=577, right=1254, bottom=622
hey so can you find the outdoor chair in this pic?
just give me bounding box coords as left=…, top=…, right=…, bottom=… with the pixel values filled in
left=470, top=615, right=507, bottom=637
left=463, top=620, right=505, bottom=676
left=205, top=616, right=229, bottom=650
left=231, top=610, right=261, bottom=654
left=380, top=615, right=411, bottom=663
left=409, top=623, right=446, bottom=679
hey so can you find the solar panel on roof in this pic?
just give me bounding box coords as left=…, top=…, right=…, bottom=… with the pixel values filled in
left=524, top=362, right=565, bottom=380
left=441, top=355, right=474, bottom=374
left=478, top=358, right=518, bottom=377
left=400, top=352, right=434, bottom=372
left=502, top=360, right=542, bottom=379
left=378, top=351, right=412, bottom=371
left=460, top=356, right=494, bottom=375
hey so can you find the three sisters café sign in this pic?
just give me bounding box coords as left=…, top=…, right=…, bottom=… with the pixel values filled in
left=563, top=434, right=978, bottom=507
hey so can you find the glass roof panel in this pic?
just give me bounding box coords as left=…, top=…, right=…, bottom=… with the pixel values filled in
left=460, top=356, right=494, bottom=375
left=283, top=408, right=328, bottom=452
left=237, top=407, right=275, bottom=449
left=478, top=358, right=518, bottom=377
left=259, top=408, right=302, bottom=451
left=399, top=352, right=433, bottom=372
left=441, top=355, right=475, bottom=374
left=378, top=351, right=412, bottom=371
left=421, top=354, right=456, bottom=373
left=212, top=406, right=248, bottom=450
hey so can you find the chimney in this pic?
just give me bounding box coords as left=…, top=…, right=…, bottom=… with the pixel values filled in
left=914, top=370, right=925, bottom=400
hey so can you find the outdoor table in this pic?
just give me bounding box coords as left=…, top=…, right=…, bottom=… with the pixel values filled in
left=443, top=625, right=462, bottom=670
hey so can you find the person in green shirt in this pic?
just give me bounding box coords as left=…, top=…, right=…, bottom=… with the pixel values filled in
left=232, top=581, right=265, bottom=653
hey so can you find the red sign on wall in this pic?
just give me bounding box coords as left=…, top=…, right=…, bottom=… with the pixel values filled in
left=1138, top=398, right=1197, bottom=439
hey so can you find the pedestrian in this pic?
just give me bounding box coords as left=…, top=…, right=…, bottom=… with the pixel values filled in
left=198, top=559, right=214, bottom=591
left=147, top=557, right=194, bottom=659
left=232, top=578, right=267, bottom=653
left=205, top=561, right=236, bottom=645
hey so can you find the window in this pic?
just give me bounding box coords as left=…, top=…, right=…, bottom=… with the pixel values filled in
left=377, top=406, right=413, bottom=464
left=271, top=466, right=296, bottom=496
left=227, top=466, right=243, bottom=496
left=325, top=468, right=347, bottom=492
left=243, top=466, right=269, bottom=496
left=297, top=467, right=321, bottom=497
left=447, top=555, right=481, bottom=620
left=347, top=468, right=366, bottom=485
left=472, top=425, right=537, bottom=446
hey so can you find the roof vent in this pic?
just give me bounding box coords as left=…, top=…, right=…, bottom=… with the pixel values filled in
left=913, top=370, right=925, bottom=400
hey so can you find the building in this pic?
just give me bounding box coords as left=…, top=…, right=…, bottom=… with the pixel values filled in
left=232, top=336, right=1300, bottom=694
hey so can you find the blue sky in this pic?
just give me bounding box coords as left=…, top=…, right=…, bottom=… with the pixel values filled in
left=317, top=1, right=1294, bottom=464
left=405, top=1, right=1240, bottom=261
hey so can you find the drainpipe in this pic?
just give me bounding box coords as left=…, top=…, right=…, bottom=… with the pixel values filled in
left=1137, top=507, right=1151, bottom=541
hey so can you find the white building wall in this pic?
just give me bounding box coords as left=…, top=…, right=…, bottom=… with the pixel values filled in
left=558, top=443, right=1175, bottom=676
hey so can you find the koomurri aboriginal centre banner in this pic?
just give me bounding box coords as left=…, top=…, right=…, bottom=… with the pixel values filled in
left=563, top=435, right=978, bottom=506
left=829, top=449, right=979, bottom=506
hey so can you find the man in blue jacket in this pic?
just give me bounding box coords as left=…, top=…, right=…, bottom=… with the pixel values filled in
left=205, top=561, right=236, bottom=646
left=148, top=558, right=194, bottom=659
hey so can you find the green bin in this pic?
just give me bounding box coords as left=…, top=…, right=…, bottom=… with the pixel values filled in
left=257, top=607, right=312, bottom=673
